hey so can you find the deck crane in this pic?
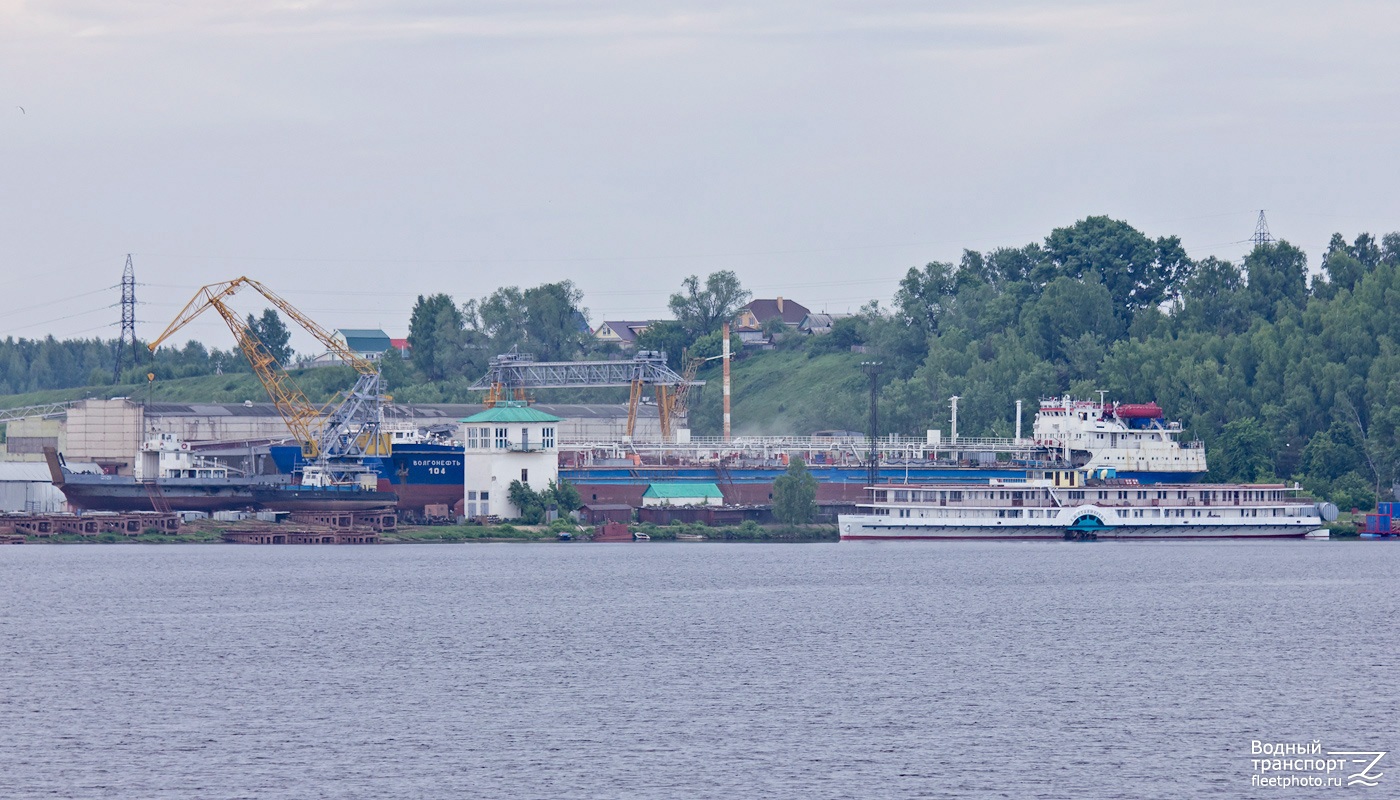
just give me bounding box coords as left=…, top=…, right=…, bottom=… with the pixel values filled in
left=148, top=277, right=388, bottom=485
left=664, top=352, right=723, bottom=435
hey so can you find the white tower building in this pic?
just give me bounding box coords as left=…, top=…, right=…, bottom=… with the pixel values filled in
left=460, top=402, right=562, bottom=520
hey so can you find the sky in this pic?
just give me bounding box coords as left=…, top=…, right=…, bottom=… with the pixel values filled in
left=3, top=1, right=1399, bottom=357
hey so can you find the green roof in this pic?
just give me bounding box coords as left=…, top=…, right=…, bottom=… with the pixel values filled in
left=643, top=483, right=724, bottom=499
left=336, top=328, right=392, bottom=353
left=461, top=402, right=562, bottom=423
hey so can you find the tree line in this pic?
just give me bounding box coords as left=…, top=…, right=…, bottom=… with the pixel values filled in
left=741, top=217, right=1400, bottom=510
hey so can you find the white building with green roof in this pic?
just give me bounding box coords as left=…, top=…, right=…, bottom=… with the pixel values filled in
left=460, top=402, right=562, bottom=520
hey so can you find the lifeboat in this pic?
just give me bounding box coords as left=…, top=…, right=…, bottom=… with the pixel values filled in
left=1115, top=403, right=1163, bottom=419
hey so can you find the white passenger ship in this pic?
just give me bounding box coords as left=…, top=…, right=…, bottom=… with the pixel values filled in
left=839, top=470, right=1336, bottom=541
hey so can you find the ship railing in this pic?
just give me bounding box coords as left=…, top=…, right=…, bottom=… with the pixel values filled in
left=559, top=435, right=1046, bottom=458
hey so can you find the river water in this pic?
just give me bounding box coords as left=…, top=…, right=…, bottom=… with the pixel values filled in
left=1, top=541, right=1396, bottom=798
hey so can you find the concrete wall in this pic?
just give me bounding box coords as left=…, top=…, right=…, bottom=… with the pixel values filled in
left=147, top=410, right=292, bottom=444
left=65, top=399, right=145, bottom=474
left=0, top=417, right=64, bottom=462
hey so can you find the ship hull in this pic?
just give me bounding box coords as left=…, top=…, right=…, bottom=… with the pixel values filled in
left=271, top=444, right=461, bottom=512
left=251, top=487, right=398, bottom=512
left=54, top=473, right=394, bottom=514
left=54, top=473, right=272, bottom=513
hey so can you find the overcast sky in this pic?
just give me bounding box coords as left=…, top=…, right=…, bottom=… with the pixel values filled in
left=3, top=1, right=1398, bottom=356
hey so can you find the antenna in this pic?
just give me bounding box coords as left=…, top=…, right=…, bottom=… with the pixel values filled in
left=1251, top=210, right=1274, bottom=247
left=114, top=254, right=138, bottom=383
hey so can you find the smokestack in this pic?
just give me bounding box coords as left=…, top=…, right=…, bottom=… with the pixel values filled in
left=776, top=296, right=783, bottom=314
left=722, top=322, right=731, bottom=442
left=1016, top=400, right=1023, bottom=442
left=950, top=395, right=960, bottom=443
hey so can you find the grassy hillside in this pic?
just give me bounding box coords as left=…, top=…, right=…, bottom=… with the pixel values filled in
left=0, top=348, right=885, bottom=439
left=688, top=349, right=869, bottom=436
left=0, top=368, right=358, bottom=410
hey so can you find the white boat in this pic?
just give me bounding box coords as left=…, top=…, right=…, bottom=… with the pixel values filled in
left=839, top=470, right=1336, bottom=541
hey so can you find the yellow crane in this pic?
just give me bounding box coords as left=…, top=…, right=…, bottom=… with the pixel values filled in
left=148, top=277, right=387, bottom=465
left=661, top=352, right=722, bottom=439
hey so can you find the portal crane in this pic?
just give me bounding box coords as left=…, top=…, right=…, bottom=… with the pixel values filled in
left=148, top=278, right=388, bottom=480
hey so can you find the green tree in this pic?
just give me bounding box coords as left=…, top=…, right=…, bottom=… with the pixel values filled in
left=669, top=271, right=751, bottom=338
left=1019, top=276, right=1119, bottom=362
left=1209, top=418, right=1275, bottom=482
left=1178, top=256, right=1248, bottom=335
left=522, top=281, right=589, bottom=361
left=244, top=309, right=293, bottom=365
left=893, top=261, right=955, bottom=334
left=687, top=328, right=744, bottom=363
left=377, top=346, right=418, bottom=393
left=545, top=479, right=582, bottom=512
left=633, top=321, right=692, bottom=370
left=507, top=480, right=545, bottom=523
left=1043, top=216, right=1193, bottom=319
left=1245, top=241, right=1308, bottom=321
left=408, top=294, right=468, bottom=381
left=772, top=457, right=818, bottom=523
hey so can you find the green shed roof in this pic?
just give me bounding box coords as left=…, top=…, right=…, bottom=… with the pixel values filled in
left=336, top=328, right=392, bottom=353
left=460, top=402, right=563, bottom=423
left=643, top=483, right=724, bottom=499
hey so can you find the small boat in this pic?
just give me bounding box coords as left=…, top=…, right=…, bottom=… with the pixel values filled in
left=675, top=532, right=707, bottom=541
left=632, top=531, right=651, bottom=542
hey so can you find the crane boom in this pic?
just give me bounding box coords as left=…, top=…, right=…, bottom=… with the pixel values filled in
left=151, top=278, right=377, bottom=375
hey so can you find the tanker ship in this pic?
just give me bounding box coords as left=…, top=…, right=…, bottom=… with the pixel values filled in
left=269, top=397, right=1207, bottom=511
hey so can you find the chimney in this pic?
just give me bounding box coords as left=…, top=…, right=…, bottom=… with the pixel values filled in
left=777, top=296, right=784, bottom=314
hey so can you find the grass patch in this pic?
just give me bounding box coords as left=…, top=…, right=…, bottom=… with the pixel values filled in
left=688, top=349, right=866, bottom=436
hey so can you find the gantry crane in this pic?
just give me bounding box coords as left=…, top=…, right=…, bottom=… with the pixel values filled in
left=470, top=350, right=701, bottom=440
left=148, top=277, right=388, bottom=483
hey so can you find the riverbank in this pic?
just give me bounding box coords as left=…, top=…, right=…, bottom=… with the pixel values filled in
left=14, top=520, right=840, bottom=544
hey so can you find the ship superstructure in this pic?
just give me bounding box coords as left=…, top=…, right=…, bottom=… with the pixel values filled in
left=1033, top=397, right=1208, bottom=476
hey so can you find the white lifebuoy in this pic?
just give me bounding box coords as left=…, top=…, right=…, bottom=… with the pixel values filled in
left=180, top=442, right=190, bottom=450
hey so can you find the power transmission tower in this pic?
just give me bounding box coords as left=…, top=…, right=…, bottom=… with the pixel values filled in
left=1251, top=210, right=1274, bottom=247
left=114, top=254, right=138, bottom=383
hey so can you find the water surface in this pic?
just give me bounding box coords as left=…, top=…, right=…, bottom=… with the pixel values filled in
left=2, top=541, right=1396, bottom=798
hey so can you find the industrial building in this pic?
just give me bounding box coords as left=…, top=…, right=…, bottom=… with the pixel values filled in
left=0, top=462, right=72, bottom=512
